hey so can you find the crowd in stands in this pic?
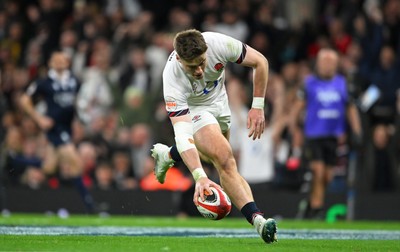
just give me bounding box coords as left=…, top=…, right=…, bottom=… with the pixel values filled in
left=1, top=0, right=400, bottom=194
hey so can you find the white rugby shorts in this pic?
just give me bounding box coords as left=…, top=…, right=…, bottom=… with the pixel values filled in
left=189, top=97, right=231, bottom=134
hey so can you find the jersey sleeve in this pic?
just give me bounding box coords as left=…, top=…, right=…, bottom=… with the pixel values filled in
left=25, top=80, right=45, bottom=101
left=162, top=73, right=190, bottom=117
left=207, top=32, right=246, bottom=64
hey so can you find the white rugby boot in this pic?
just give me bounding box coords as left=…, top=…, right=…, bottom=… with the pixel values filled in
left=253, top=214, right=278, bottom=244
left=151, top=143, right=174, bottom=184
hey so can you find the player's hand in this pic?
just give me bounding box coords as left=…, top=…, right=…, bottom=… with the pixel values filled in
left=247, top=108, right=265, bottom=140
left=36, top=115, right=54, bottom=131
left=193, top=177, right=222, bottom=206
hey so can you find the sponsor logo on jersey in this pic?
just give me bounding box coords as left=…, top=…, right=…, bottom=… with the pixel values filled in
left=202, top=79, right=219, bottom=95
left=165, top=96, right=177, bottom=110
left=316, top=90, right=341, bottom=106
left=54, top=92, right=76, bottom=107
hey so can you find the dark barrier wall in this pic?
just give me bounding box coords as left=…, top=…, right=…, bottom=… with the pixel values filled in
left=2, top=187, right=399, bottom=220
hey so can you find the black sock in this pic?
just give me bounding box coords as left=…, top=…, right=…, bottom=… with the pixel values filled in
left=241, top=202, right=264, bottom=224
left=72, top=177, right=95, bottom=213
left=306, top=204, right=324, bottom=219
left=170, top=145, right=182, bottom=162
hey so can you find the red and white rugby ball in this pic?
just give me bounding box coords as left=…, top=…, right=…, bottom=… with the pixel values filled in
left=196, top=187, right=232, bottom=220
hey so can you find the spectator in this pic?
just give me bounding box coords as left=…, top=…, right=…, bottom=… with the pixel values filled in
left=77, top=141, right=98, bottom=188
left=119, top=47, right=152, bottom=94
left=59, top=29, right=78, bottom=60
left=368, top=45, right=400, bottom=125
left=206, top=9, right=249, bottom=42
left=94, top=160, right=115, bottom=190
left=328, top=17, right=352, bottom=54
left=3, top=21, right=25, bottom=65
left=145, top=32, right=173, bottom=95
left=104, top=0, right=142, bottom=21
left=166, top=8, right=193, bottom=34
left=129, top=123, right=153, bottom=180
left=0, top=10, right=7, bottom=40
left=111, top=147, right=137, bottom=190
left=227, top=77, right=275, bottom=186
left=226, top=77, right=248, bottom=163
left=76, top=39, right=114, bottom=130
left=367, top=124, right=396, bottom=191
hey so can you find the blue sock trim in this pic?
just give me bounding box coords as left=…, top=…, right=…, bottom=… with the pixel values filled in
left=241, top=202, right=263, bottom=224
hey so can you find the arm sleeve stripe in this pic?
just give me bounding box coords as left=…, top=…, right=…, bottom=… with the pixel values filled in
left=168, top=108, right=190, bottom=117
left=235, top=43, right=247, bottom=64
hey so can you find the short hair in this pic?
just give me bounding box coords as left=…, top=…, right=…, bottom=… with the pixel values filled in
left=173, top=29, right=208, bottom=61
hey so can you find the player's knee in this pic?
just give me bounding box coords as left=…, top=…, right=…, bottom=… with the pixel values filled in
left=216, top=155, right=237, bottom=175
left=42, top=163, right=57, bottom=175
left=312, top=168, right=325, bottom=181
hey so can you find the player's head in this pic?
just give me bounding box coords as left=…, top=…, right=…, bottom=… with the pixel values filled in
left=174, top=29, right=208, bottom=80
left=316, top=48, right=339, bottom=79
left=49, top=51, right=70, bottom=73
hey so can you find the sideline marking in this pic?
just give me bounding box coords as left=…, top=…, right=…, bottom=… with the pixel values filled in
left=1, top=226, right=399, bottom=240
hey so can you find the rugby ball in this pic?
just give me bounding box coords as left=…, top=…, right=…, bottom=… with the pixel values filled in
left=196, top=187, right=232, bottom=220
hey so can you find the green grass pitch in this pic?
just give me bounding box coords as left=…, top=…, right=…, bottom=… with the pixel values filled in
left=1, top=214, right=399, bottom=252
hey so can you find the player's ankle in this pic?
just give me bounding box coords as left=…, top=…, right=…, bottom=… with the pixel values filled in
left=252, top=213, right=265, bottom=226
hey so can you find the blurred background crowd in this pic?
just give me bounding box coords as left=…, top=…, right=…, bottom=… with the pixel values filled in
left=1, top=0, right=400, bottom=198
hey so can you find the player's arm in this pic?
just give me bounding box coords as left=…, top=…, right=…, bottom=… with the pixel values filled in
left=288, top=88, right=306, bottom=150
left=19, top=83, right=53, bottom=130
left=170, top=115, right=203, bottom=173
left=346, top=100, right=363, bottom=147
left=239, top=45, right=269, bottom=140
left=169, top=114, right=221, bottom=205
left=346, top=103, right=362, bottom=135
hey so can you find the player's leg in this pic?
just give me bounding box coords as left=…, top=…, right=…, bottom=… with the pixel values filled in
left=57, top=143, right=95, bottom=213
left=297, top=138, right=323, bottom=219
left=324, top=165, right=334, bottom=188
left=57, top=143, right=83, bottom=178
left=194, top=123, right=251, bottom=207
left=221, top=129, right=254, bottom=198
left=316, top=138, right=337, bottom=216
left=310, top=137, right=337, bottom=211
left=42, top=130, right=66, bottom=175
left=309, top=160, right=325, bottom=210
left=42, top=144, right=59, bottom=175
left=194, top=122, right=276, bottom=243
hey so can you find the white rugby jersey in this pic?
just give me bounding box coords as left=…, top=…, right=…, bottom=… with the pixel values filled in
left=162, top=32, right=246, bottom=117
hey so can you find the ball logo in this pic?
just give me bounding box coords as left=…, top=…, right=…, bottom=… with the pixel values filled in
left=200, top=212, right=217, bottom=219
left=196, top=187, right=231, bottom=220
